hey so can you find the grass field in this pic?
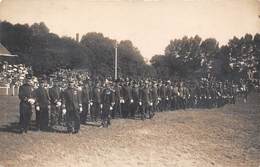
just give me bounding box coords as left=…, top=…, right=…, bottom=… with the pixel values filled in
left=0, top=93, right=259, bottom=167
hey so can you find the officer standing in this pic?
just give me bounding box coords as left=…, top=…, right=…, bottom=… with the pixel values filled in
left=34, top=78, right=50, bottom=131
left=49, top=79, right=61, bottom=127
left=91, top=81, right=102, bottom=122
left=112, top=80, right=122, bottom=118
left=18, top=75, right=34, bottom=133
left=132, top=81, right=140, bottom=118
left=159, top=81, right=167, bottom=111
left=80, top=79, right=91, bottom=124
left=121, top=80, right=133, bottom=118
left=140, top=81, right=153, bottom=119
left=62, top=79, right=82, bottom=134
left=101, top=81, right=114, bottom=127
left=151, top=81, right=159, bottom=113
left=165, top=80, right=172, bottom=110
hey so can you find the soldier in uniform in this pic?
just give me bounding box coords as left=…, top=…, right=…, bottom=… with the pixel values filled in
left=101, top=80, right=114, bottom=127
left=216, top=82, right=223, bottom=107
left=121, top=80, right=133, bottom=118
left=151, top=81, right=159, bottom=113
left=165, top=80, right=172, bottom=111
left=222, top=81, right=229, bottom=105
left=157, top=81, right=163, bottom=112
left=132, top=80, right=140, bottom=118
left=183, top=83, right=190, bottom=109
left=188, top=82, right=196, bottom=108
left=159, top=81, right=167, bottom=111
left=178, top=81, right=188, bottom=110
left=112, top=80, right=122, bottom=118
left=91, top=81, right=102, bottom=122
left=210, top=82, right=218, bottom=108
left=140, top=81, right=153, bottom=119
left=62, top=79, right=82, bottom=133
left=172, top=82, right=180, bottom=110
left=49, top=79, right=62, bottom=127
left=80, top=79, right=91, bottom=124
left=34, top=78, right=50, bottom=131
left=18, top=75, right=34, bottom=133
left=231, top=81, right=238, bottom=104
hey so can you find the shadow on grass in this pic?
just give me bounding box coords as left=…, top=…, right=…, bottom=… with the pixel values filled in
left=0, top=121, right=68, bottom=134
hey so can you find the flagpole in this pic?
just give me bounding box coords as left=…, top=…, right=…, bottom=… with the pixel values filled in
left=115, top=41, right=118, bottom=80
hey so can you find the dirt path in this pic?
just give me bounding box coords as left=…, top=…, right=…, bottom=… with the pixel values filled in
left=0, top=94, right=259, bottom=167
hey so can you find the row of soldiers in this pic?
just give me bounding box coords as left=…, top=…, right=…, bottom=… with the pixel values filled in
left=18, top=74, right=250, bottom=134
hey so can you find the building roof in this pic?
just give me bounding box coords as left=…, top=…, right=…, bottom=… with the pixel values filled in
left=0, top=43, right=17, bottom=57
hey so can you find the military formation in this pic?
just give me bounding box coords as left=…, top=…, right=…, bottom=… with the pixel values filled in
left=18, top=71, right=252, bottom=134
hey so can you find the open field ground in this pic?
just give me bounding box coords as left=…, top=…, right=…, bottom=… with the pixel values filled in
left=0, top=94, right=259, bottom=167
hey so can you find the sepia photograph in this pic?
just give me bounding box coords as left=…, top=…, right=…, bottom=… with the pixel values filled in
left=0, top=0, right=259, bottom=166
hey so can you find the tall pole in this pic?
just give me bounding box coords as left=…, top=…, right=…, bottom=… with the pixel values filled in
left=115, top=41, right=118, bottom=80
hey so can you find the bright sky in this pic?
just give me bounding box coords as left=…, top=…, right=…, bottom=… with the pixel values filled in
left=0, top=0, right=260, bottom=60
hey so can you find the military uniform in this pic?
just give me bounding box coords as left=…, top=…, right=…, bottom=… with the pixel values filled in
left=62, top=85, right=82, bottom=133
left=34, top=82, right=50, bottom=131
left=101, top=85, right=114, bottom=127
left=173, top=83, right=180, bottom=110
left=81, top=82, right=91, bottom=123
left=49, top=84, right=61, bottom=126
left=165, top=82, right=172, bottom=110
left=18, top=80, right=34, bottom=133
left=92, top=83, right=102, bottom=122
left=159, top=83, right=167, bottom=111
left=140, top=83, right=153, bottom=119
left=132, top=82, right=140, bottom=118
left=113, top=82, right=122, bottom=118
left=151, top=83, right=159, bottom=113
left=121, top=83, right=133, bottom=118
left=179, top=83, right=186, bottom=109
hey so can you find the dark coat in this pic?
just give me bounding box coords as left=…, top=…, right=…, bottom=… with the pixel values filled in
left=81, top=84, right=91, bottom=105
left=62, top=87, right=82, bottom=112
left=92, top=86, right=102, bottom=104
left=34, top=86, right=50, bottom=108
left=18, top=83, right=34, bottom=102
left=49, top=86, right=61, bottom=104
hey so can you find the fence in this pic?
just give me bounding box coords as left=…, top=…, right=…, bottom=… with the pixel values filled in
left=0, top=85, right=19, bottom=96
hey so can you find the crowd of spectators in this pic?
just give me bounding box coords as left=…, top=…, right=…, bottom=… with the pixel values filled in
left=0, top=61, right=34, bottom=88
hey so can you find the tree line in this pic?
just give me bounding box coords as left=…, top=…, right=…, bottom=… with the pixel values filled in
left=0, top=20, right=259, bottom=80
left=151, top=34, right=260, bottom=80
